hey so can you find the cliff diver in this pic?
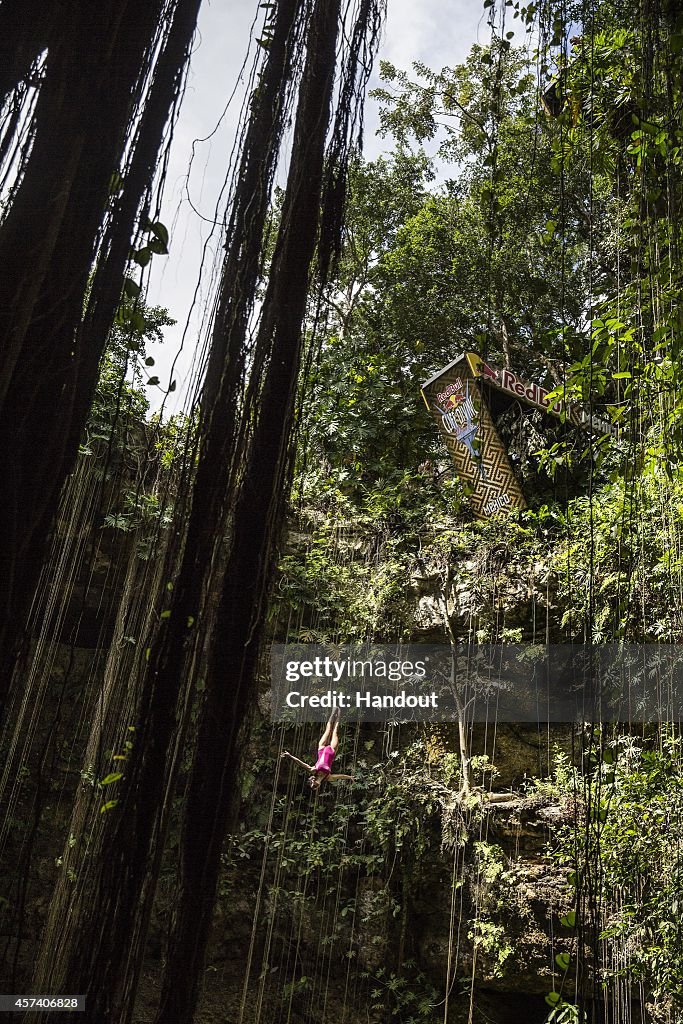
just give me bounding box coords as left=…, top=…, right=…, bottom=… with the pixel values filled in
left=281, top=708, right=355, bottom=790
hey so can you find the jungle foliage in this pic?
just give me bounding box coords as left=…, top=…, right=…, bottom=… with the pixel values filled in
left=272, top=2, right=683, bottom=1021
left=5, top=0, right=683, bottom=1022
left=287, top=0, right=683, bottom=647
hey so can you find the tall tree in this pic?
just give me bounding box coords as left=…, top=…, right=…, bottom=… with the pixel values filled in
left=28, top=0, right=384, bottom=1018
left=0, top=0, right=202, bottom=711
left=31, top=0, right=308, bottom=1017
left=155, top=0, right=351, bottom=1011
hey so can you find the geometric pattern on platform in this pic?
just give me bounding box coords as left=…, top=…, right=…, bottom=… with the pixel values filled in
left=421, top=353, right=526, bottom=519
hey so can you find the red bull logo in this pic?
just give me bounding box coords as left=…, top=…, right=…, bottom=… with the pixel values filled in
left=436, top=378, right=464, bottom=405
left=442, top=391, right=465, bottom=411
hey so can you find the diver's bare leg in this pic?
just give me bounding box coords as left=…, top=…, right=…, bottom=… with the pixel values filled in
left=318, top=707, right=340, bottom=748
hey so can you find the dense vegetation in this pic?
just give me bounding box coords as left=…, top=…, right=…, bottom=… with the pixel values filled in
left=275, top=2, right=683, bottom=1021
left=2, top=1, right=683, bottom=1022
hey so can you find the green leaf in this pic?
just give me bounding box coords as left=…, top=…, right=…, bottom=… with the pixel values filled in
left=545, top=992, right=562, bottom=1008
left=133, top=246, right=152, bottom=267
left=100, top=799, right=119, bottom=813
left=100, top=772, right=123, bottom=786
left=555, top=952, right=571, bottom=971
left=160, top=609, right=171, bottom=620
left=168, top=380, right=177, bottom=392
left=612, top=371, right=632, bottom=380
left=145, top=356, right=155, bottom=366
left=123, top=277, right=140, bottom=299
left=148, top=237, right=168, bottom=256
left=146, top=376, right=160, bottom=386
left=560, top=910, right=576, bottom=928
left=148, top=221, right=169, bottom=248
left=131, top=310, right=146, bottom=333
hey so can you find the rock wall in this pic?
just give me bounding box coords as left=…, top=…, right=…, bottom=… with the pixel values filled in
left=1, top=500, right=593, bottom=1023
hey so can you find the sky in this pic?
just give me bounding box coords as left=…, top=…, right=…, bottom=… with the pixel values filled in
left=144, top=0, right=490, bottom=413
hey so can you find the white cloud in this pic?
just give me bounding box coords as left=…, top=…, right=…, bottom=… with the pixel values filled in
left=381, top=0, right=485, bottom=73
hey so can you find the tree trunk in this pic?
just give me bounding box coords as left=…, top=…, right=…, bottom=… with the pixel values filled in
left=0, top=0, right=199, bottom=714
left=0, top=0, right=54, bottom=100
left=31, top=4, right=306, bottom=1020
left=155, top=1, right=344, bottom=1018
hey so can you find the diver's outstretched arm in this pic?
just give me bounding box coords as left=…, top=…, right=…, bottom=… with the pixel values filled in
left=281, top=751, right=314, bottom=772
left=328, top=773, right=354, bottom=782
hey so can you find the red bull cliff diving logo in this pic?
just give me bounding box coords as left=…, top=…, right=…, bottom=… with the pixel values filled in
left=436, top=378, right=465, bottom=407
left=435, top=381, right=487, bottom=481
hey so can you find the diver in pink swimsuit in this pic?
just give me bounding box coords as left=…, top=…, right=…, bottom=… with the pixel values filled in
left=281, top=708, right=355, bottom=791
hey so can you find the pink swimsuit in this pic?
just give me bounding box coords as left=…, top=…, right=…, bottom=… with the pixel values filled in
left=314, top=745, right=335, bottom=775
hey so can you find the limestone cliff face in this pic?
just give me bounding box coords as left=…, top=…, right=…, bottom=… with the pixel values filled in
left=1, top=499, right=586, bottom=1023
left=198, top=521, right=585, bottom=1024
left=0, top=666, right=583, bottom=1024
left=141, top=770, right=575, bottom=1024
